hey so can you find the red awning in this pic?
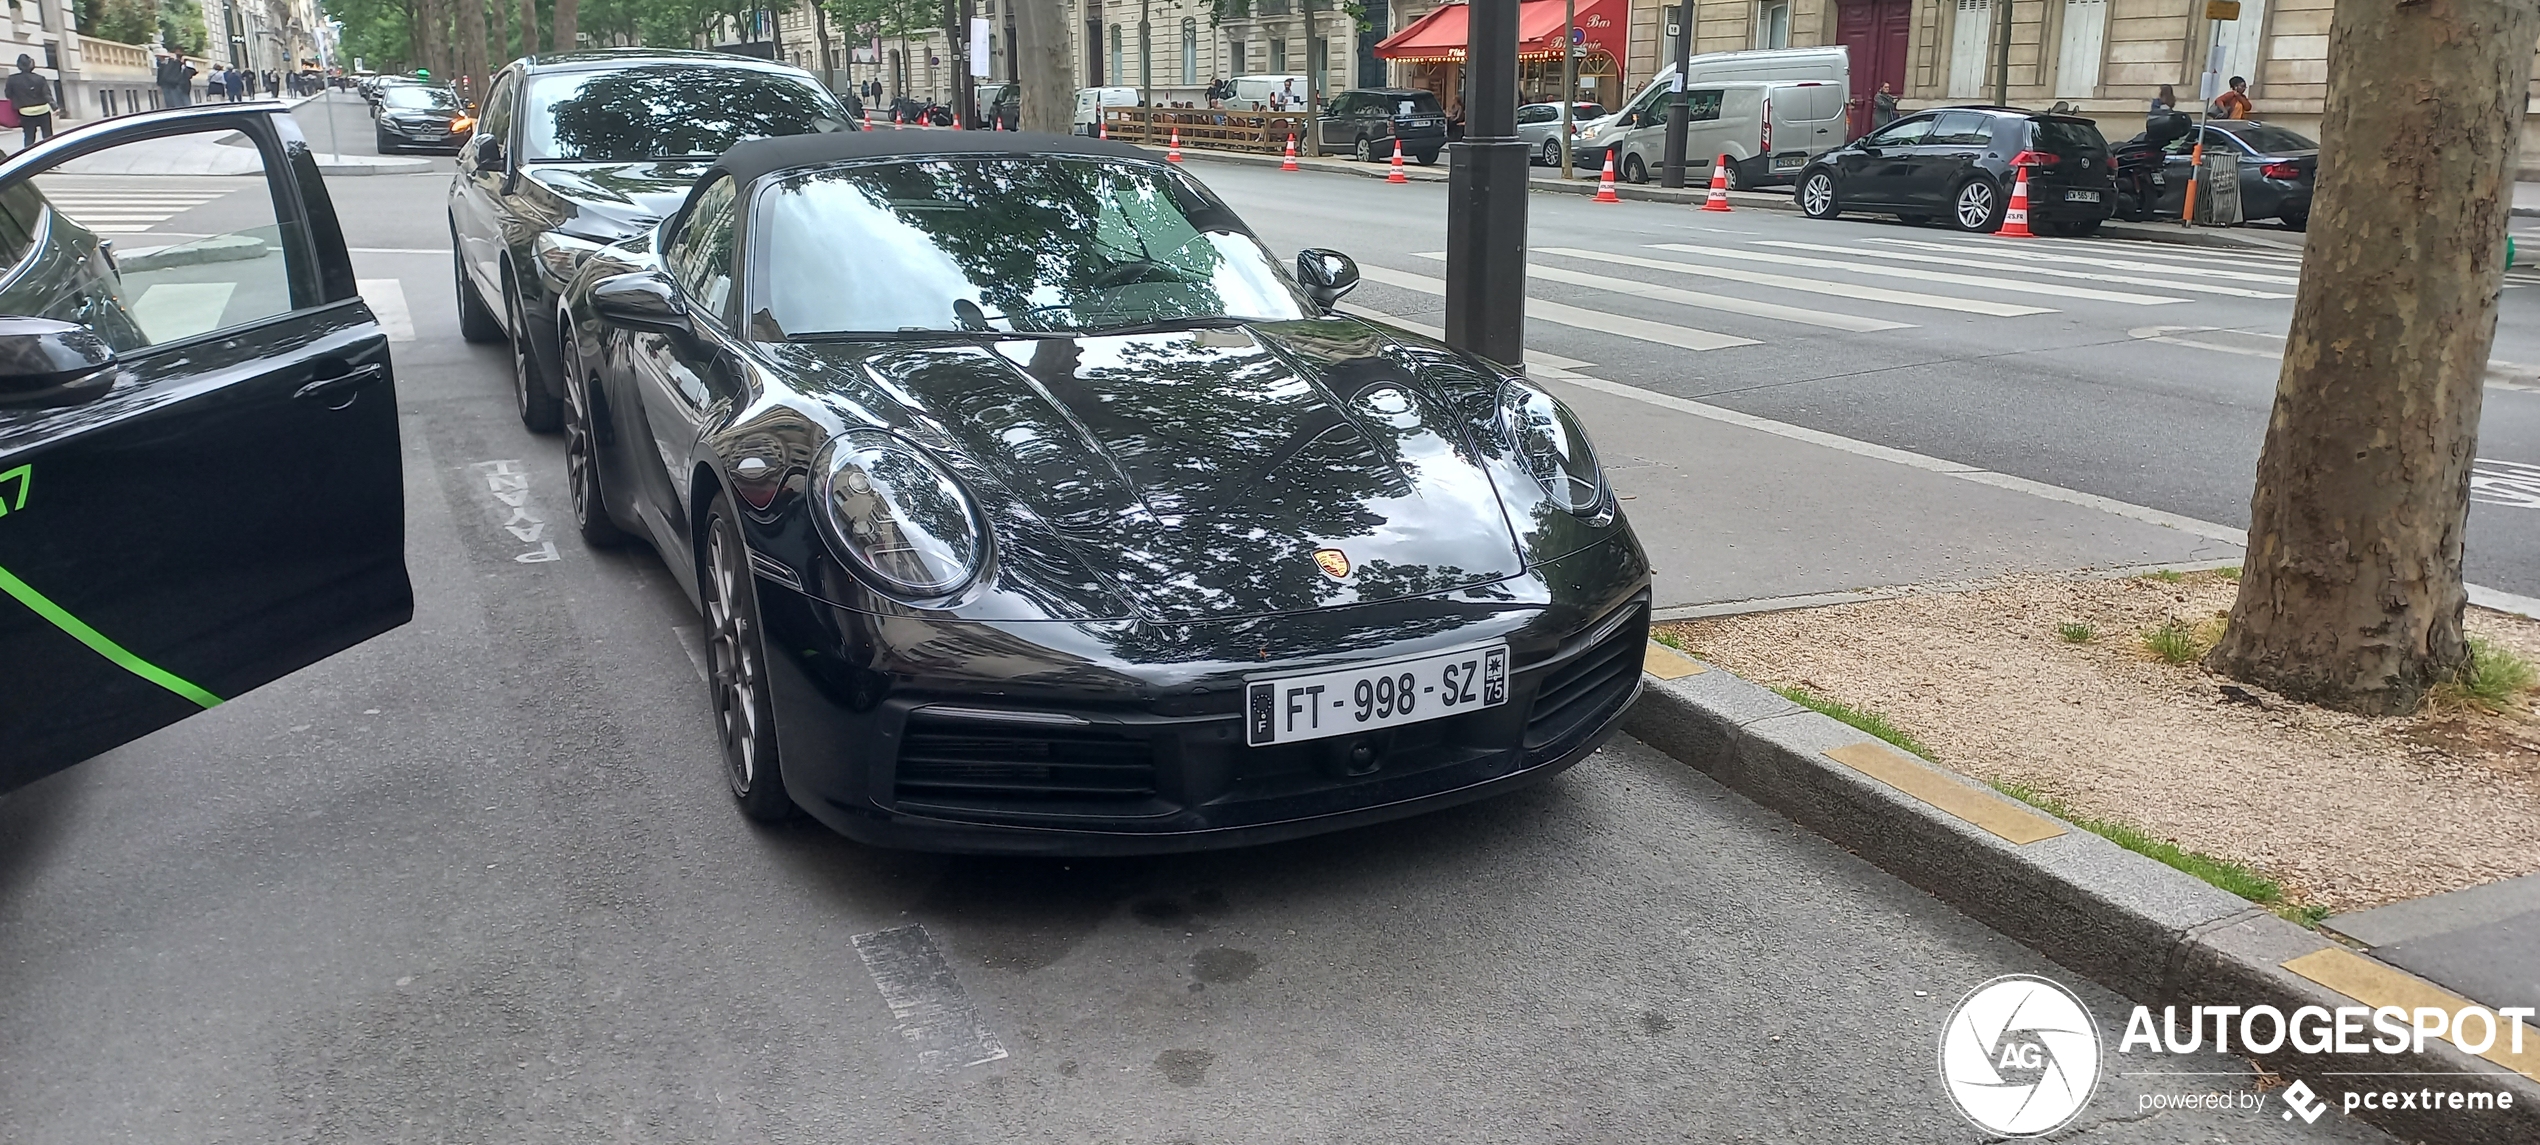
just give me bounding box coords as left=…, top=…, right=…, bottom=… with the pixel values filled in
left=1375, top=0, right=1623, bottom=63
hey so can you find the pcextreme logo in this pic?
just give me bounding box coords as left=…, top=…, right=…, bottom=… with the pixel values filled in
left=1938, top=974, right=2103, bottom=1136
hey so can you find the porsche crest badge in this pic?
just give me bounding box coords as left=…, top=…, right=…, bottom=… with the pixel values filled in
left=1313, top=548, right=1351, bottom=579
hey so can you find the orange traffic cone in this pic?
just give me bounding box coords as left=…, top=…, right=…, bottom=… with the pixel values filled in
left=892, top=109, right=903, bottom=127
left=1592, top=148, right=1621, bottom=203
left=862, top=109, right=871, bottom=131
left=1098, top=120, right=1108, bottom=139
left=1388, top=137, right=1409, bottom=184
left=1168, top=129, right=1183, bottom=163
left=1999, top=163, right=2035, bottom=237
left=1701, top=154, right=1733, bottom=212
left=1281, top=134, right=1300, bottom=171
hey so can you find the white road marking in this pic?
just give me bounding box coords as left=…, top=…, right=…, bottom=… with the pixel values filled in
left=1753, top=239, right=2294, bottom=299
left=1868, top=237, right=2302, bottom=284
left=1339, top=302, right=1599, bottom=374
left=1446, top=254, right=1910, bottom=332
left=2129, top=325, right=2540, bottom=394
left=358, top=277, right=415, bottom=342
left=1342, top=301, right=2540, bottom=622
left=1356, top=264, right=1760, bottom=351
left=1540, top=245, right=2054, bottom=317
left=852, top=925, right=1009, bottom=1072
left=131, top=281, right=235, bottom=342
left=1649, top=241, right=2189, bottom=305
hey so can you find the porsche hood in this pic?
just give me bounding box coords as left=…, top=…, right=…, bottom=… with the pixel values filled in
left=814, top=321, right=1530, bottom=623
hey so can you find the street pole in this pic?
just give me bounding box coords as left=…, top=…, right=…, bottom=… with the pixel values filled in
left=315, top=12, right=341, bottom=159
left=1139, top=0, right=1151, bottom=140
left=1660, top=2, right=1691, bottom=186
left=1558, top=0, right=1575, bottom=180
left=1443, top=0, right=1525, bottom=367
left=1301, top=0, right=1319, bottom=157
left=1991, top=0, right=2011, bottom=106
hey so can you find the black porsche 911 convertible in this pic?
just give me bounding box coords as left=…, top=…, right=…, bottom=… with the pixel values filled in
left=555, top=131, right=1651, bottom=853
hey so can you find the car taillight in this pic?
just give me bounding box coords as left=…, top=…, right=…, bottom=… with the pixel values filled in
left=1761, top=98, right=1772, bottom=152
left=2262, top=161, right=2302, bottom=179
left=2105, top=154, right=2117, bottom=171
left=2009, top=149, right=2058, bottom=168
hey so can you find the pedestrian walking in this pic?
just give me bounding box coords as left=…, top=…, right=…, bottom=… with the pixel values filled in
left=265, top=70, right=279, bottom=99
left=6, top=55, right=53, bottom=151
left=2212, top=76, right=2251, bottom=119
left=243, top=68, right=259, bottom=99
left=1871, top=81, right=1898, bottom=129
left=155, top=49, right=192, bottom=109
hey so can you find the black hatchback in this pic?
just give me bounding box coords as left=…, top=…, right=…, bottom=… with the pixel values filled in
left=1795, top=106, right=2118, bottom=235
left=1316, top=88, right=1448, bottom=164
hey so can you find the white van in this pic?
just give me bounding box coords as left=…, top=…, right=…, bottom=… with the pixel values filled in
left=1230, top=74, right=1312, bottom=111
left=1581, top=78, right=1849, bottom=188
left=1072, top=86, right=1144, bottom=135
left=1574, top=45, right=1850, bottom=180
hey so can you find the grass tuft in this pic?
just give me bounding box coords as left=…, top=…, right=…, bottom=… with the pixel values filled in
left=2436, top=637, right=2539, bottom=712
left=2143, top=568, right=2186, bottom=583
left=1650, top=629, right=1690, bottom=653
left=1990, top=780, right=2322, bottom=923
left=2142, top=618, right=2207, bottom=664
left=1770, top=685, right=1935, bottom=759
left=2217, top=566, right=2243, bottom=582
left=2056, top=622, right=2096, bottom=644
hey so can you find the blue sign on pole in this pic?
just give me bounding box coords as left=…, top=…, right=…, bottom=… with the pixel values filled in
left=1572, top=27, right=1586, bottom=43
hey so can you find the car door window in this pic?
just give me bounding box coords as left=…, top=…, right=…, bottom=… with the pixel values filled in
left=1684, top=89, right=1723, bottom=122
left=478, top=71, right=516, bottom=147
left=665, top=176, right=740, bottom=328
left=1864, top=116, right=1935, bottom=147
left=1928, top=112, right=1992, bottom=146
left=6, top=128, right=304, bottom=351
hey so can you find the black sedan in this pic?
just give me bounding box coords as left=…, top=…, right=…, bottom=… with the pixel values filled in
left=373, top=83, right=473, bottom=154
left=555, top=132, right=1652, bottom=853
left=2138, top=120, right=2317, bottom=231
left=448, top=50, right=853, bottom=436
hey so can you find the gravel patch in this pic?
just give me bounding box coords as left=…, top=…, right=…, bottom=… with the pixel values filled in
left=1662, top=573, right=2540, bottom=913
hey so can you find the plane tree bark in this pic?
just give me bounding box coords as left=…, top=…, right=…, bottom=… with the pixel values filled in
left=2205, top=0, right=2540, bottom=715
left=550, top=0, right=576, bottom=52
left=1009, top=0, right=1072, bottom=134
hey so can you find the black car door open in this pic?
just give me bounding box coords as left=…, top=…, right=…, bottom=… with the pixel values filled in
left=0, top=108, right=411, bottom=793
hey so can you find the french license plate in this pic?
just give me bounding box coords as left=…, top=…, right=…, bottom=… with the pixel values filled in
left=2064, top=189, right=2101, bottom=203
left=1245, top=642, right=1509, bottom=746
left=1773, top=154, right=1806, bottom=169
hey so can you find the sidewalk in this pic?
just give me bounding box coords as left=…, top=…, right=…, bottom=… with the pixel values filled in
left=1174, top=145, right=2308, bottom=253
left=2516, top=180, right=2540, bottom=219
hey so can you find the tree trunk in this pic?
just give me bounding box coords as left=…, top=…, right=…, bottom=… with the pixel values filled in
left=809, top=0, right=833, bottom=88
left=550, top=0, right=577, bottom=53
left=2205, top=0, right=2540, bottom=715
left=1010, top=0, right=1070, bottom=133
left=516, top=0, right=537, bottom=60
left=456, top=0, right=489, bottom=103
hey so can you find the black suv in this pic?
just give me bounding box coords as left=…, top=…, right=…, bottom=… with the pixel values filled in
left=1793, top=106, right=2116, bottom=235
left=1316, top=88, right=1448, bottom=164
left=447, top=50, right=852, bottom=432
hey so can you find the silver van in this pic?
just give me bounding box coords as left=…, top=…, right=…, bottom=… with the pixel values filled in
left=1584, top=80, right=1848, bottom=188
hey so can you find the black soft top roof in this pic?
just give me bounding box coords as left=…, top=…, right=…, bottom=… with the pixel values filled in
left=707, top=130, right=1157, bottom=189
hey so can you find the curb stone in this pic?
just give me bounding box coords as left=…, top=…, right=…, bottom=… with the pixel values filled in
left=1623, top=651, right=2540, bottom=1143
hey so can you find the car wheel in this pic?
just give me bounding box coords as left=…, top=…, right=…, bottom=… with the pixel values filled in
left=375, top=129, right=395, bottom=154
left=1951, top=178, right=2004, bottom=232
left=1797, top=170, right=1840, bottom=219
left=453, top=227, right=503, bottom=343
left=1722, top=160, right=1746, bottom=191
left=2278, top=211, right=2307, bottom=233
left=1622, top=153, right=1648, bottom=184
left=1414, top=150, right=1438, bottom=165
left=1539, top=139, right=1560, bottom=166
left=507, top=279, right=563, bottom=433
left=560, top=328, right=628, bottom=548
left=703, top=495, right=793, bottom=822
left=1353, top=135, right=1373, bottom=162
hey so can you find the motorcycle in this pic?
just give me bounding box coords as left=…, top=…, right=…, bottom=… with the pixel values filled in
left=886, top=96, right=954, bottom=126
left=2112, top=109, right=2195, bottom=222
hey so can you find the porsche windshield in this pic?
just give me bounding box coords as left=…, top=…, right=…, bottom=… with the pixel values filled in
left=757, top=157, right=1310, bottom=338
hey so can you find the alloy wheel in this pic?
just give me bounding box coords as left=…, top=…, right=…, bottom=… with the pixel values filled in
left=560, top=333, right=623, bottom=547
left=509, top=292, right=533, bottom=419
left=706, top=521, right=765, bottom=797
left=1954, top=181, right=1998, bottom=231
left=1540, top=139, right=1559, bottom=166
left=1355, top=136, right=1372, bottom=162
left=1800, top=173, right=1835, bottom=217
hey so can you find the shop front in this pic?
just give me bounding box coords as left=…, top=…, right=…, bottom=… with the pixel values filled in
left=1375, top=0, right=1625, bottom=118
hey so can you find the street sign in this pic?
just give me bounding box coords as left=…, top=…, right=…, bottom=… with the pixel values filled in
left=1572, top=27, right=1585, bottom=43
left=2205, top=0, right=2241, bottom=19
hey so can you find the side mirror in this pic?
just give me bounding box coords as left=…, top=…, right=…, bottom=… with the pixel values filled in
left=1858, top=144, right=1881, bottom=157
left=1295, top=248, right=1359, bottom=311
left=476, top=137, right=506, bottom=171
left=0, top=317, right=116, bottom=407
left=590, top=271, right=689, bottom=333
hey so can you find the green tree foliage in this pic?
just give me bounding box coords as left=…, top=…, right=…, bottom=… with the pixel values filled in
left=156, top=0, right=210, bottom=55
left=72, top=0, right=158, bottom=46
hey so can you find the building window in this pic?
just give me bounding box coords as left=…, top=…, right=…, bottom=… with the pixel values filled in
left=1110, top=24, right=1123, bottom=85
left=1271, top=36, right=1287, bottom=72
left=1757, top=1, right=1790, bottom=49
left=1182, top=17, right=1197, bottom=85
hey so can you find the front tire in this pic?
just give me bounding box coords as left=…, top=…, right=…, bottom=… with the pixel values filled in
left=1622, top=153, right=1648, bottom=184
left=453, top=227, right=503, bottom=343
left=508, top=279, right=563, bottom=433
left=1353, top=135, right=1373, bottom=162
left=375, top=129, right=396, bottom=154
left=560, top=329, right=629, bottom=549
left=1539, top=138, right=1560, bottom=166
left=1951, top=178, right=2004, bottom=232
left=1797, top=170, right=1841, bottom=219
left=1722, top=160, right=1746, bottom=191
left=2278, top=210, right=2307, bottom=232
left=703, top=496, right=792, bottom=822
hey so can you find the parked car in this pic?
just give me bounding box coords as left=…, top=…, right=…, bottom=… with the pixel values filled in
left=1316, top=87, right=1447, bottom=164
left=552, top=130, right=1652, bottom=852
left=974, top=81, right=1020, bottom=130
left=1072, top=85, right=1141, bottom=134
left=1583, top=80, right=1847, bottom=187
left=1793, top=105, right=2117, bottom=235
left=1229, top=73, right=1309, bottom=110
left=0, top=103, right=411, bottom=793
left=2130, top=119, right=2316, bottom=231
left=447, top=49, right=853, bottom=435
left=361, top=74, right=420, bottom=110
left=1516, top=101, right=1606, bottom=166
left=372, top=83, right=474, bottom=154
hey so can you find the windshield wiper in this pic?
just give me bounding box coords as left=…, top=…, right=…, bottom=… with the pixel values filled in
left=788, top=327, right=1071, bottom=342
left=1076, top=315, right=1252, bottom=337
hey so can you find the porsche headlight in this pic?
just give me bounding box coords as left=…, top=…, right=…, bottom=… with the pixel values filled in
left=812, top=430, right=985, bottom=598
left=533, top=231, right=614, bottom=287
left=1500, top=380, right=1610, bottom=516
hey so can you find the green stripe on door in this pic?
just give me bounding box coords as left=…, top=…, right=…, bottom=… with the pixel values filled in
left=0, top=562, right=222, bottom=709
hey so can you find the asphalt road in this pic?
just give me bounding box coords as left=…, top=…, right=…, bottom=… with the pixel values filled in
left=0, top=97, right=2431, bottom=1141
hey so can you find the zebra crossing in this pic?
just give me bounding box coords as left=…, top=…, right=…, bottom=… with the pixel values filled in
left=28, top=178, right=251, bottom=234
left=1365, top=230, right=2334, bottom=354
